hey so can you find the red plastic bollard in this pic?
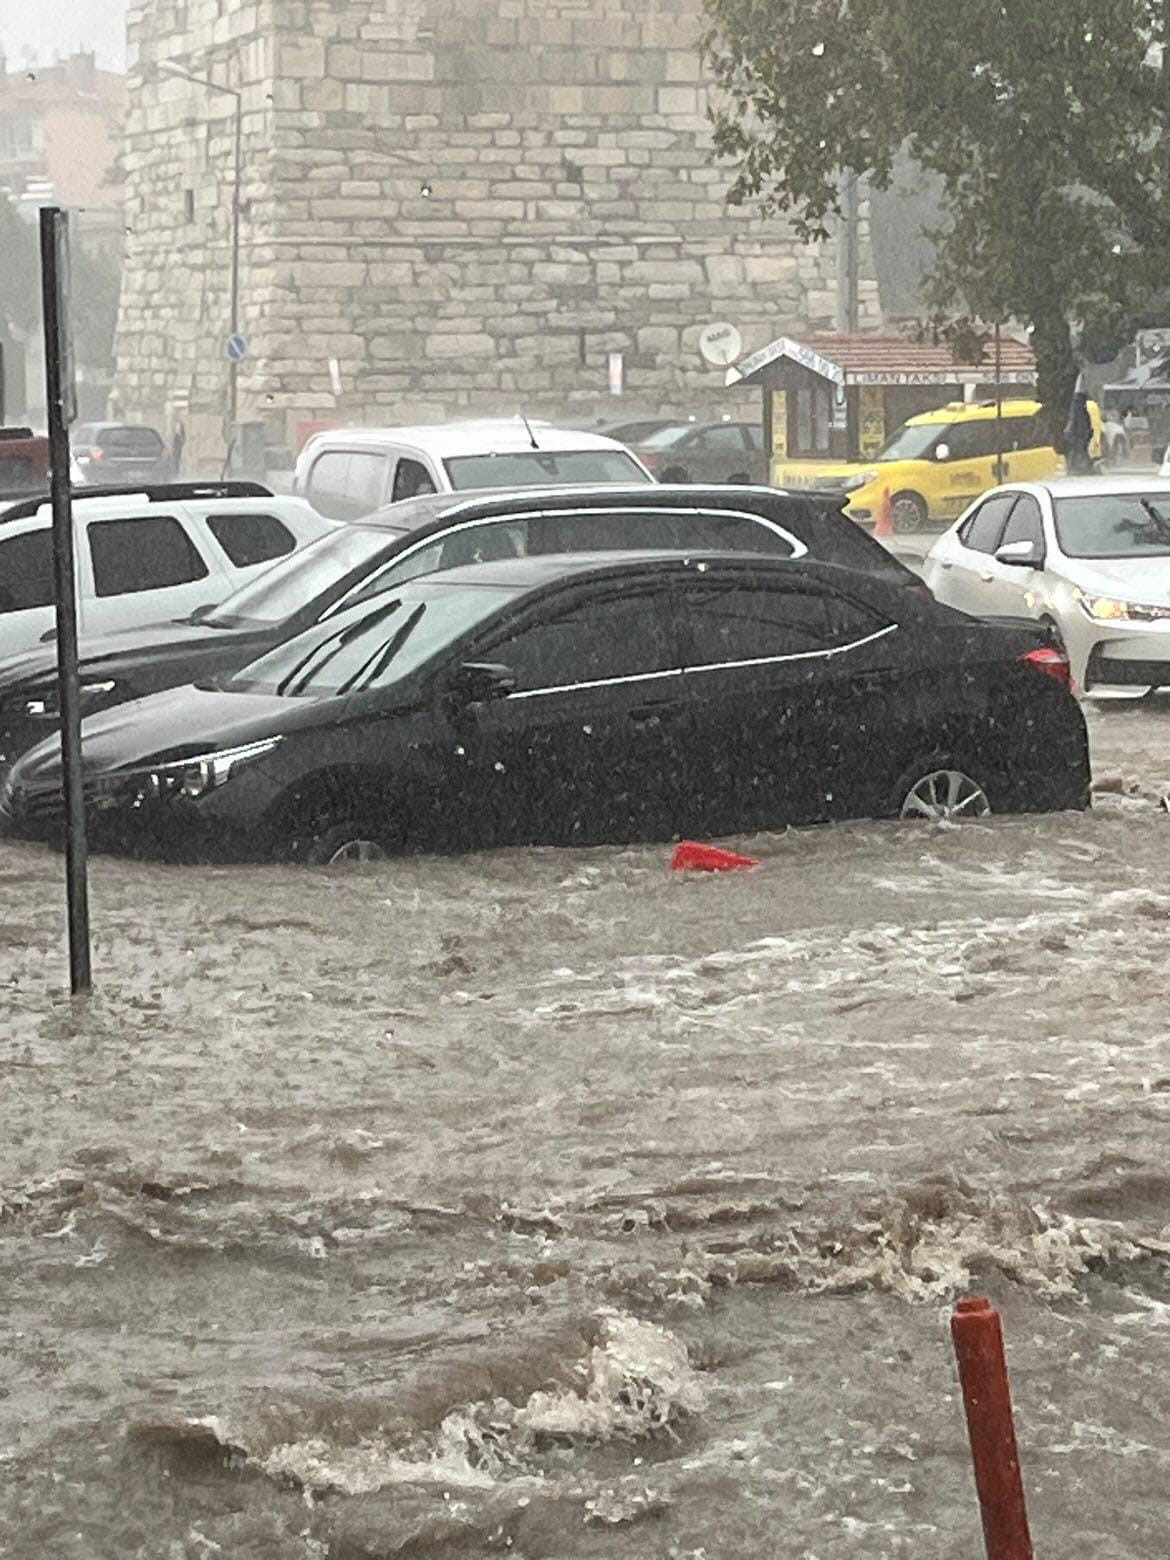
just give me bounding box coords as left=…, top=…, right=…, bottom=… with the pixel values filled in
left=670, top=841, right=760, bottom=873
left=950, top=1297, right=1034, bottom=1560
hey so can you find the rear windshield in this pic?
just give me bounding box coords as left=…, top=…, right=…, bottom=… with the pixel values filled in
left=228, top=580, right=518, bottom=697
left=444, top=449, right=651, bottom=490
left=1054, top=492, right=1170, bottom=558
left=637, top=425, right=695, bottom=449
left=96, top=427, right=164, bottom=457
left=203, top=525, right=394, bottom=627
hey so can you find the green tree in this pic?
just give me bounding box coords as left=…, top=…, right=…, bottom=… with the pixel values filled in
left=703, top=0, right=1170, bottom=439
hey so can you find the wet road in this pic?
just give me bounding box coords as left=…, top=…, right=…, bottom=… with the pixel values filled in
left=4, top=701, right=1170, bottom=1558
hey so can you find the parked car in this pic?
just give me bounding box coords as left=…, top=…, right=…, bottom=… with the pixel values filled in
left=922, top=476, right=1170, bottom=694
left=630, top=420, right=767, bottom=485
left=0, top=550, right=1088, bottom=863
left=71, top=423, right=173, bottom=487
left=601, top=417, right=694, bottom=447
left=0, top=483, right=924, bottom=774
left=294, top=419, right=653, bottom=520
left=775, top=399, right=1104, bottom=532
left=0, top=427, right=51, bottom=502
left=0, top=481, right=335, bottom=664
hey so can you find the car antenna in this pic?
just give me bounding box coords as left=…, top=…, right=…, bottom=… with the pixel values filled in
left=520, top=414, right=540, bottom=450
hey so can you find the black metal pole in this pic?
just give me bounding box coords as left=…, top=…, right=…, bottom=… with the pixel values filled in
left=39, top=207, right=91, bottom=996
left=229, top=88, right=242, bottom=429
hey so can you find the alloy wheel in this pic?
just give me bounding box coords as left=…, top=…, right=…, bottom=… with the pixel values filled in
left=326, top=838, right=387, bottom=864
left=899, top=769, right=991, bottom=821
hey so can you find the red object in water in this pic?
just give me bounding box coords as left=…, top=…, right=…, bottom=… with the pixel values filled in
left=950, top=1297, right=1035, bottom=1560
left=670, top=841, right=759, bottom=873
left=1019, top=645, right=1072, bottom=692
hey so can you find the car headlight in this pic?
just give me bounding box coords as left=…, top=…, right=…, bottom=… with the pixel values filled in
left=1079, top=593, right=1170, bottom=623
left=5, top=680, right=116, bottom=722
left=143, top=736, right=283, bottom=800
left=841, top=469, right=879, bottom=493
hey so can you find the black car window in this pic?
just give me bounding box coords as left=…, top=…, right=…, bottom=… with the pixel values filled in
left=88, top=515, right=209, bottom=596
left=485, top=590, right=678, bottom=692
left=1000, top=494, right=1044, bottom=549
left=682, top=583, right=885, bottom=667
left=444, top=450, right=651, bottom=489
left=945, top=422, right=1002, bottom=461
left=0, top=456, right=38, bottom=493
left=206, top=511, right=297, bottom=568
left=527, top=508, right=794, bottom=556
left=958, top=494, right=1017, bottom=554
left=0, top=528, right=54, bottom=613
left=392, top=458, right=438, bottom=502
left=689, top=424, right=748, bottom=452
left=1005, top=416, right=1046, bottom=453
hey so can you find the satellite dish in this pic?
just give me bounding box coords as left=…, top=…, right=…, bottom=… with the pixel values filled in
left=698, top=321, right=743, bottom=368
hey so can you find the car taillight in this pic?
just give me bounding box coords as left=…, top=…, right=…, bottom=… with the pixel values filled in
left=1020, top=646, right=1072, bottom=690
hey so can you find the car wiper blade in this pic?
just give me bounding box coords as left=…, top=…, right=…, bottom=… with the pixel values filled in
left=277, top=601, right=402, bottom=697
left=336, top=604, right=425, bottom=696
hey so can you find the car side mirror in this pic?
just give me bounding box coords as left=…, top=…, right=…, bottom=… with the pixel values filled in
left=934, top=443, right=951, bottom=462
left=995, top=540, right=1043, bottom=568
left=449, top=661, right=517, bottom=705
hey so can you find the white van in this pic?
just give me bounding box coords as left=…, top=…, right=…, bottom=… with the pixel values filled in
left=294, top=419, right=654, bottom=521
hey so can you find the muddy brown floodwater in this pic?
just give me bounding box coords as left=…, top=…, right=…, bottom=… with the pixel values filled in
left=4, top=702, right=1170, bottom=1558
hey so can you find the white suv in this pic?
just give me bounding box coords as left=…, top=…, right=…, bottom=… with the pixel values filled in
left=0, top=482, right=334, bottom=662
left=295, top=419, right=654, bottom=521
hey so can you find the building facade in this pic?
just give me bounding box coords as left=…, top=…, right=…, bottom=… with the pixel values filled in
left=116, top=0, right=879, bottom=463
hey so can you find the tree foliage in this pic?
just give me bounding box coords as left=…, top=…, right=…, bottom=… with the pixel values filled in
left=703, top=0, right=1170, bottom=431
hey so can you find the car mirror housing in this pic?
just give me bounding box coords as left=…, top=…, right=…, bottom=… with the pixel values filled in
left=934, top=442, right=951, bottom=462
left=995, top=540, right=1042, bottom=568
left=450, top=661, right=517, bottom=705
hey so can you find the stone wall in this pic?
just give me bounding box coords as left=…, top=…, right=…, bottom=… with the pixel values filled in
left=117, top=0, right=879, bottom=461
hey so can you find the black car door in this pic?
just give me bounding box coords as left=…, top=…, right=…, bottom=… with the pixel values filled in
left=671, top=578, right=901, bottom=836
left=449, top=583, right=687, bottom=847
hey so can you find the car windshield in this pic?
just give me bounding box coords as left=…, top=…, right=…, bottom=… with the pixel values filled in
left=201, top=526, right=395, bottom=627
left=875, top=423, right=941, bottom=461
left=444, top=449, right=651, bottom=489
left=1054, top=492, right=1170, bottom=558
left=637, top=424, right=696, bottom=449
left=226, top=578, right=519, bottom=697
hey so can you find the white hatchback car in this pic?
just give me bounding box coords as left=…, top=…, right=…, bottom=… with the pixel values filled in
left=295, top=419, right=654, bottom=521
left=0, top=483, right=334, bottom=663
left=923, top=476, right=1170, bottom=695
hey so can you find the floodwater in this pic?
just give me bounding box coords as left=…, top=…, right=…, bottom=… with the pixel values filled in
left=4, top=702, right=1170, bottom=1558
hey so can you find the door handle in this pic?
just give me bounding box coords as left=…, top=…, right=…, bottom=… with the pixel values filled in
left=979, top=571, right=994, bottom=582
left=939, top=559, right=953, bottom=569
left=848, top=671, right=892, bottom=693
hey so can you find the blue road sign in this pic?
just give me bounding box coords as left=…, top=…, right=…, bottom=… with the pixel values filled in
left=226, top=333, right=249, bottom=363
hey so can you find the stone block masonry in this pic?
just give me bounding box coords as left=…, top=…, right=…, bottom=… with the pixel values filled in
left=116, top=0, right=880, bottom=461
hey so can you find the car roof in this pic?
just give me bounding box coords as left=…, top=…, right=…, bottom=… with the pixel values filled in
left=0, top=488, right=324, bottom=526
left=908, top=399, right=1042, bottom=426
left=354, top=482, right=840, bottom=532
left=1035, top=475, right=1170, bottom=498
left=301, top=419, right=637, bottom=459
left=411, top=549, right=858, bottom=593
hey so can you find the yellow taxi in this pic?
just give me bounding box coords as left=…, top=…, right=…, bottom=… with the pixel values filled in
left=773, top=399, right=1102, bottom=531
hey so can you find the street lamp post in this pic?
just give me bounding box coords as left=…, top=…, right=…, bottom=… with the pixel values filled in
left=157, top=61, right=243, bottom=429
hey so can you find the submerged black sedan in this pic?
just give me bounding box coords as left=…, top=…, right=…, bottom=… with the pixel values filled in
left=0, top=483, right=920, bottom=777
left=1, top=552, right=1089, bottom=864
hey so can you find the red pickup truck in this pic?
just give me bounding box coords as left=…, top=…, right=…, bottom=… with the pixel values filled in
left=0, top=426, right=50, bottom=501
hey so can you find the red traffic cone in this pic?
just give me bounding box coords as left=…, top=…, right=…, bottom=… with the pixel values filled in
left=873, top=487, right=895, bottom=541
left=671, top=841, right=759, bottom=873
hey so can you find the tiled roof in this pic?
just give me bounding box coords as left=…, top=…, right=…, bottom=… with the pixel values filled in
left=734, top=331, right=1036, bottom=387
